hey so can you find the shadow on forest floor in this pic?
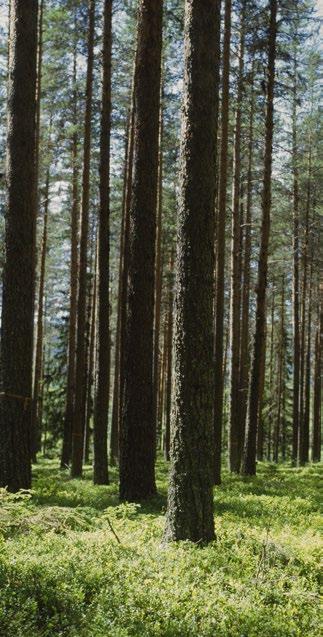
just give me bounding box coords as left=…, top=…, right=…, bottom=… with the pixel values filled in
left=31, top=457, right=322, bottom=531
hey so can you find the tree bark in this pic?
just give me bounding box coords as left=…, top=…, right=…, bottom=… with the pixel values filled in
left=119, top=0, right=163, bottom=501
left=164, top=0, right=219, bottom=543
left=0, top=0, right=38, bottom=491
left=94, top=0, right=112, bottom=485
left=229, top=5, right=245, bottom=473
left=71, top=0, right=95, bottom=478
left=241, top=0, right=277, bottom=476
left=274, top=275, right=285, bottom=463
left=239, top=61, right=255, bottom=466
left=214, top=0, right=231, bottom=485
left=110, top=110, right=131, bottom=465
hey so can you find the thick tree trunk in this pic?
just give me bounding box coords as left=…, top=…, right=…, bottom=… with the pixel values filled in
left=31, top=167, right=50, bottom=461
left=61, top=16, right=80, bottom=469
left=119, top=0, right=163, bottom=501
left=71, top=0, right=95, bottom=478
left=164, top=0, right=219, bottom=543
left=241, top=0, right=277, bottom=476
left=214, top=0, right=231, bottom=485
left=229, top=6, right=245, bottom=473
left=94, top=0, right=112, bottom=485
left=0, top=0, right=38, bottom=491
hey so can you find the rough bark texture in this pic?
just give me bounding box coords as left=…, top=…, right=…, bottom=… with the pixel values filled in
left=94, top=0, right=112, bottom=485
left=241, top=0, right=277, bottom=476
left=61, top=12, right=79, bottom=469
left=71, top=0, right=95, bottom=478
left=119, top=0, right=162, bottom=501
left=0, top=0, right=38, bottom=491
left=213, top=0, right=231, bottom=485
left=229, top=8, right=245, bottom=473
left=164, top=0, right=219, bottom=543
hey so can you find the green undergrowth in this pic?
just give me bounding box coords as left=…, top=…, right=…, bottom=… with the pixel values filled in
left=0, top=459, right=321, bottom=636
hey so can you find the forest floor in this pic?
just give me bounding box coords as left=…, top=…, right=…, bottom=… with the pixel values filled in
left=0, top=459, right=321, bottom=637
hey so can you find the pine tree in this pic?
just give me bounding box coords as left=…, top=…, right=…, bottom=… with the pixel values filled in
left=164, top=0, right=220, bottom=543
left=0, top=0, right=38, bottom=491
left=119, top=0, right=163, bottom=501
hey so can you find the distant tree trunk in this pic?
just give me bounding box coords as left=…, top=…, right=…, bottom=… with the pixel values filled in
left=110, top=109, right=132, bottom=465
left=229, top=5, right=245, bottom=473
left=71, top=0, right=95, bottom=478
left=214, top=0, right=231, bottom=485
left=153, top=100, right=164, bottom=452
left=0, top=0, right=38, bottom=491
left=84, top=244, right=98, bottom=465
left=119, top=0, right=163, bottom=501
left=267, top=287, right=275, bottom=461
left=241, top=0, right=277, bottom=476
left=159, top=315, right=168, bottom=450
left=312, top=315, right=321, bottom=462
left=292, top=53, right=300, bottom=466
left=274, top=275, right=285, bottom=463
left=94, top=0, right=112, bottom=485
left=298, top=148, right=311, bottom=466
left=239, top=62, right=255, bottom=457
left=164, top=0, right=219, bottom=543
left=302, top=264, right=312, bottom=465
left=164, top=252, right=174, bottom=462
left=31, top=167, right=50, bottom=461
left=257, top=307, right=267, bottom=462
left=61, top=17, right=79, bottom=469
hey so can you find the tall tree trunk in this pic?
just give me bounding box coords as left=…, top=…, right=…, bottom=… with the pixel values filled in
left=292, top=53, right=300, bottom=465
left=61, top=15, right=80, bottom=468
left=214, top=0, right=231, bottom=485
left=164, top=252, right=174, bottom=462
left=153, top=99, right=164, bottom=452
left=164, top=0, right=219, bottom=543
left=31, top=167, right=50, bottom=461
left=0, top=0, right=38, bottom=491
left=298, top=147, right=311, bottom=466
left=241, top=0, right=277, bottom=476
left=302, top=264, right=312, bottom=465
left=119, top=0, right=163, bottom=501
left=229, top=5, right=245, bottom=473
left=94, top=0, right=112, bottom=485
left=239, top=62, right=255, bottom=465
left=110, top=110, right=131, bottom=465
left=71, top=0, right=95, bottom=478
